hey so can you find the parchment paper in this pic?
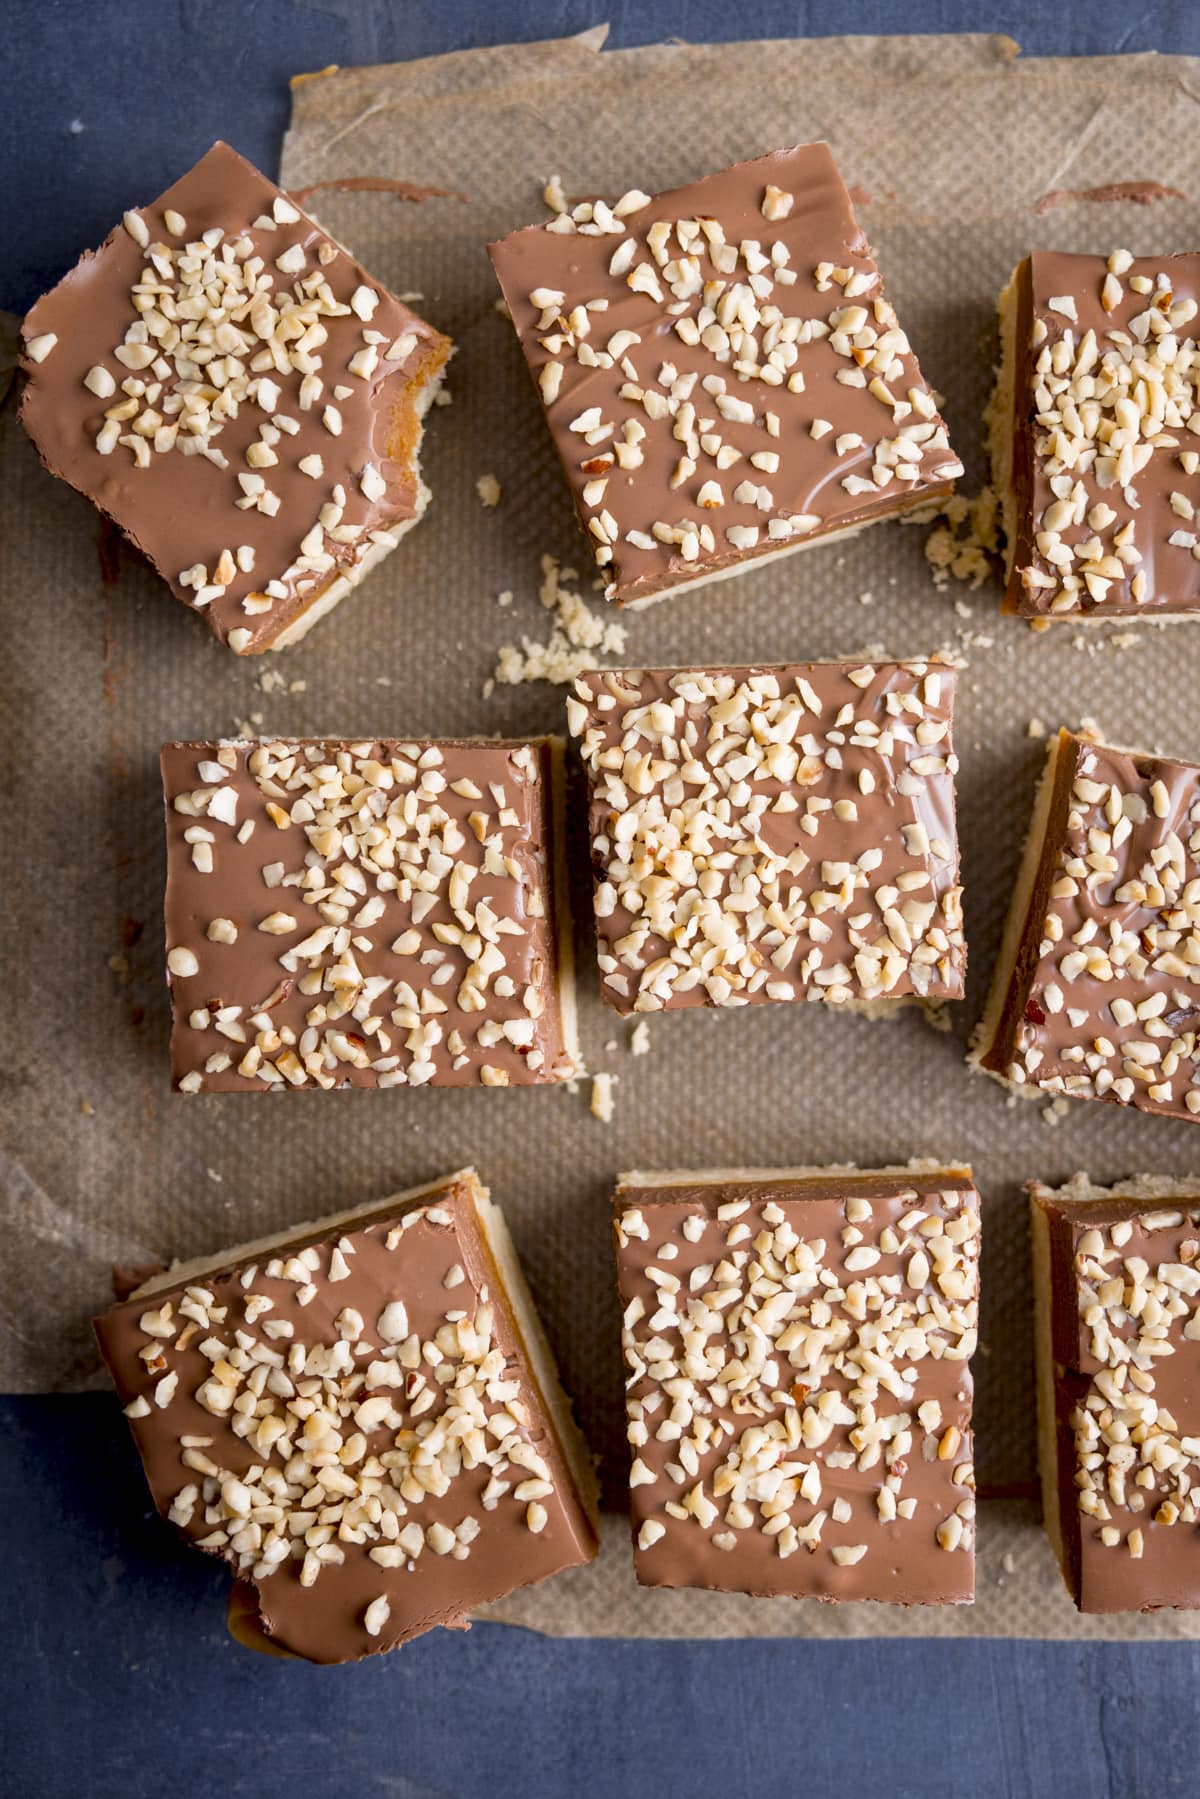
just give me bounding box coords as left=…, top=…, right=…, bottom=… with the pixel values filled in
left=6, top=28, right=1200, bottom=1639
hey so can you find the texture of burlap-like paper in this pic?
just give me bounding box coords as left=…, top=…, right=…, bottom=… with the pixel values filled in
left=6, top=28, right=1200, bottom=1637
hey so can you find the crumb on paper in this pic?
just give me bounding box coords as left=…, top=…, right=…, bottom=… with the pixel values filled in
left=1003, top=1551, right=1017, bottom=1576
left=1027, top=717, right=1046, bottom=739
left=1070, top=627, right=1142, bottom=657
left=497, top=589, right=513, bottom=609
left=923, top=488, right=999, bottom=592
left=1041, top=1097, right=1070, bottom=1126
left=207, top=1167, right=223, bottom=1183
left=590, top=1072, right=616, bottom=1123
left=630, top=1021, right=651, bottom=1057
left=476, top=473, right=502, bottom=508
left=485, top=554, right=627, bottom=694
left=107, top=953, right=131, bottom=984
left=543, top=172, right=568, bottom=215
left=859, top=589, right=873, bottom=606
left=80, top=1098, right=95, bottom=1117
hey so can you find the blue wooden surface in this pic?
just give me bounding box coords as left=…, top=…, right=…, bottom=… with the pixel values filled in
left=5, top=5, right=1200, bottom=1795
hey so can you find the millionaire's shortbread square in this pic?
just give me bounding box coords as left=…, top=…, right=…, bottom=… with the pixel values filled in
left=161, top=736, right=576, bottom=1091
left=19, top=141, right=451, bottom=653
left=94, top=1169, right=600, bottom=1662
left=990, top=249, right=1200, bottom=620
left=489, top=142, right=961, bottom=609
left=1030, top=1174, right=1200, bottom=1611
left=567, top=660, right=966, bottom=1015
left=613, top=1166, right=979, bottom=1602
left=974, top=728, right=1200, bottom=1123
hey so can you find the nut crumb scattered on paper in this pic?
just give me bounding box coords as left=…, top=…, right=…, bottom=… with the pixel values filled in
left=476, top=473, right=502, bottom=508
left=923, top=488, right=999, bottom=591
left=543, top=172, right=568, bottom=215
left=629, top=1021, right=651, bottom=1057
left=1041, top=1097, right=1071, bottom=1126
left=485, top=554, right=627, bottom=693
left=1027, top=717, right=1046, bottom=739
left=590, top=1072, right=616, bottom=1123
left=79, top=1099, right=95, bottom=1117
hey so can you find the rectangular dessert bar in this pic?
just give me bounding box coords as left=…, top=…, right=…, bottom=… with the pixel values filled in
left=973, top=728, right=1200, bottom=1122
left=991, top=249, right=1200, bottom=621
left=567, top=659, right=965, bottom=1015
left=1030, top=1174, right=1200, bottom=1611
left=613, top=1166, right=979, bottom=1602
left=19, top=140, right=451, bottom=653
left=489, top=142, right=961, bottom=609
left=94, top=1168, right=600, bottom=1663
left=161, top=736, right=576, bottom=1091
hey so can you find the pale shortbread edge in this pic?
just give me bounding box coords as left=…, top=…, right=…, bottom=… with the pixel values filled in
left=1029, top=1194, right=1069, bottom=1593
left=1031, top=1172, right=1200, bottom=1207
left=546, top=734, right=581, bottom=1079
left=968, top=730, right=1064, bottom=1089
left=132, top=1169, right=473, bottom=1298
left=618, top=1159, right=973, bottom=1189
left=265, top=360, right=449, bottom=652
left=985, top=265, right=1021, bottom=587
left=473, top=1190, right=600, bottom=1531
left=616, top=487, right=951, bottom=611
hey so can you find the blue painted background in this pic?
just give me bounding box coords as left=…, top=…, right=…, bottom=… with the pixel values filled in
left=4, top=6, right=1200, bottom=1795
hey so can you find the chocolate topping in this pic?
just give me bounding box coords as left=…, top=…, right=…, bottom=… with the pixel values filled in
left=568, top=660, right=965, bottom=1014
left=613, top=1170, right=978, bottom=1602
left=1033, top=1181, right=1200, bottom=1612
left=983, top=730, right=1200, bottom=1122
left=93, top=1170, right=598, bottom=1663
left=161, top=736, right=574, bottom=1091
left=1005, top=249, right=1200, bottom=619
left=489, top=143, right=961, bottom=607
left=19, top=141, right=451, bottom=652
